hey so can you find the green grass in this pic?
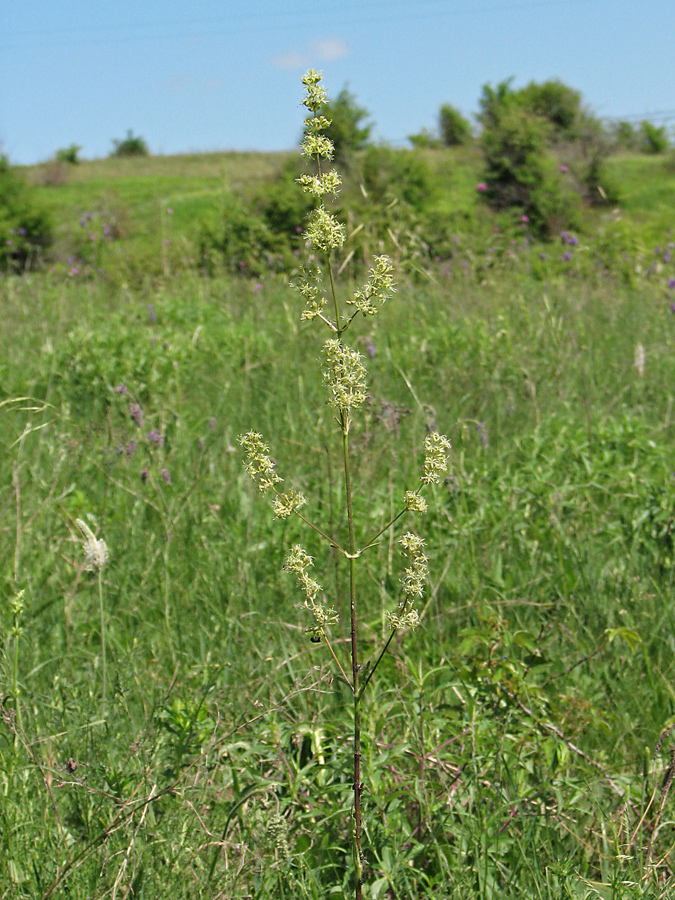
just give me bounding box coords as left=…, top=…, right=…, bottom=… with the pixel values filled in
left=2, top=143, right=675, bottom=897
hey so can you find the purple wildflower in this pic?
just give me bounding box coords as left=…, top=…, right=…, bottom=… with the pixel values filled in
left=568, top=235, right=578, bottom=246
left=253, top=283, right=263, bottom=291
left=160, top=468, right=171, bottom=485
left=114, top=383, right=127, bottom=395
left=560, top=165, right=568, bottom=173
left=126, top=438, right=137, bottom=457
left=521, top=214, right=529, bottom=223
left=669, top=279, right=675, bottom=289
left=563, top=251, right=572, bottom=261
left=476, top=182, right=487, bottom=192
left=148, top=430, right=164, bottom=447
left=540, top=252, right=547, bottom=260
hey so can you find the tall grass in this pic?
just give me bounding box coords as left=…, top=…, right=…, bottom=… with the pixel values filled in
left=2, top=84, right=675, bottom=897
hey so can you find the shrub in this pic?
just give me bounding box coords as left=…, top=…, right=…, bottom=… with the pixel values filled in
left=480, top=105, right=550, bottom=209
left=359, top=145, right=433, bottom=210
left=519, top=79, right=582, bottom=138
left=0, top=155, right=52, bottom=271
left=198, top=190, right=281, bottom=276
left=480, top=107, right=579, bottom=234
left=111, top=129, right=149, bottom=158
left=407, top=128, right=441, bottom=149
left=478, top=78, right=517, bottom=128
left=641, top=120, right=669, bottom=154
left=612, top=120, right=640, bottom=151
left=55, top=143, right=82, bottom=164
left=252, top=159, right=315, bottom=242
left=438, top=103, right=473, bottom=146
left=307, top=85, right=372, bottom=160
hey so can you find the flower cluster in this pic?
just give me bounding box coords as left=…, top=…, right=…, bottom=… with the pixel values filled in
left=420, top=432, right=452, bottom=485
left=347, top=256, right=396, bottom=317
left=404, top=491, right=428, bottom=513
left=284, top=545, right=337, bottom=640
left=239, top=431, right=282, bottom=493
left=273, top=489, right=307, bottom=519
left=293, top=266, right=328, bottom=321
left=76, top=518, right=109, bottom=572
left=387, top=532, right=428, bottom=630
left=322, top=339, right=367, bottom=414
left=299, top=71, right=345, bottom=256
left=305, top=206, right=345, bottom=254
left=297, top=171, right=342, bottom=198
left=301, top=69, right=328, bottom=113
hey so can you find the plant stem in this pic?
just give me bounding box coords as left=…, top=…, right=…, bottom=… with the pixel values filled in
left=98, top=568, right=106, bottom=713
left=342, top=420, right=363, bottom=899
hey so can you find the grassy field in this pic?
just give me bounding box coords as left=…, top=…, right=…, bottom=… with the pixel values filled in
left=2, top=136, right=675, bottom=898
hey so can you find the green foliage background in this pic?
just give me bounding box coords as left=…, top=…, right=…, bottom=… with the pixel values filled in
left=1, top=119, right=675, bottom=897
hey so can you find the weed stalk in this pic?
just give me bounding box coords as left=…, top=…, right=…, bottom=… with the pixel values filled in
left=239, top=70, right=450, bottom=898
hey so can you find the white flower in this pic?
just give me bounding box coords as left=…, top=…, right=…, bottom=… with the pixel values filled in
left=76, top=519, right=109, bottom=572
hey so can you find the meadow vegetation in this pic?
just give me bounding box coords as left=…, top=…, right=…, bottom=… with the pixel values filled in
left=2, top=74, right=675, bottom=898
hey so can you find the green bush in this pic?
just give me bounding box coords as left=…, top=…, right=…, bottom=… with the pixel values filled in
left=0, top=155, right=52, bottom=271
left=641, top=120, right=669, bottom=154
left=438, top=104, right=473, bottom=146
left=519, top=79, right=583, bottom=138
left=612, top=120, right=640, bottom=150
left=359, top=145, right=433, bottom=210
left=480, top=107, right=579, bottom=234
left=252, top=159, right=315, bottom=243
left=478, top=78, right=518, bottom=129
left=111, top=129, right=149, bottom=158
left=480, top=105, right=550, bottom=209
left=198, top=190, right=282, bottom=276
left=55, top=143, right=82, bottom=165
left=407, top=128, right=441, bottom=149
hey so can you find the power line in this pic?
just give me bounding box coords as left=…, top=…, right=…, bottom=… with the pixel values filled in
left=1, top=0, right=599, bottom=52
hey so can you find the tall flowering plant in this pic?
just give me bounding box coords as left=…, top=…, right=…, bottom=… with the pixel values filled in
left=239, top=70, right=451, bottom=899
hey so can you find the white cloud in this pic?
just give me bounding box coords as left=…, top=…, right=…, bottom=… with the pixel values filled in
left=271, top=36, right=350, bottom=71
left=310, top=37, right=349, bottom=62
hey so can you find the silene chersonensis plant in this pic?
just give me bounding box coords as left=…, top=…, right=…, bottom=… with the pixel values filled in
left=239, top=70, right=451, bottom=898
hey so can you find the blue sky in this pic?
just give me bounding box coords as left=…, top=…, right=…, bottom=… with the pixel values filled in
left=3, top=0, right=674, bottom=165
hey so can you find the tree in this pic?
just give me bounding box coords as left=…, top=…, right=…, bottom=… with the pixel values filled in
left=438, top=104, right=472, bottom=146
left=111, top=130, right=149, bottom=158
left=519, top=79, right=582, bottom=137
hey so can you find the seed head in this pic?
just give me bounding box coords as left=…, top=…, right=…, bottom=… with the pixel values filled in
left=301, top=69, right=328, bottom=112
left=404, top=491, right=428, bottom=514
left=239, top=431, right=283, bottom=493
left=347, top=256, right=396, bottom=316
left=273, top=489, right=307, bottom=519
left=420, top=432, right=451, bottom=485
left=305, top=207, right=345, bottom=253
left=76, top=519, right=109, bottom=572
left=284, top=545, right=338, bottom=637
left=322, top=339, right=367, bottom=414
